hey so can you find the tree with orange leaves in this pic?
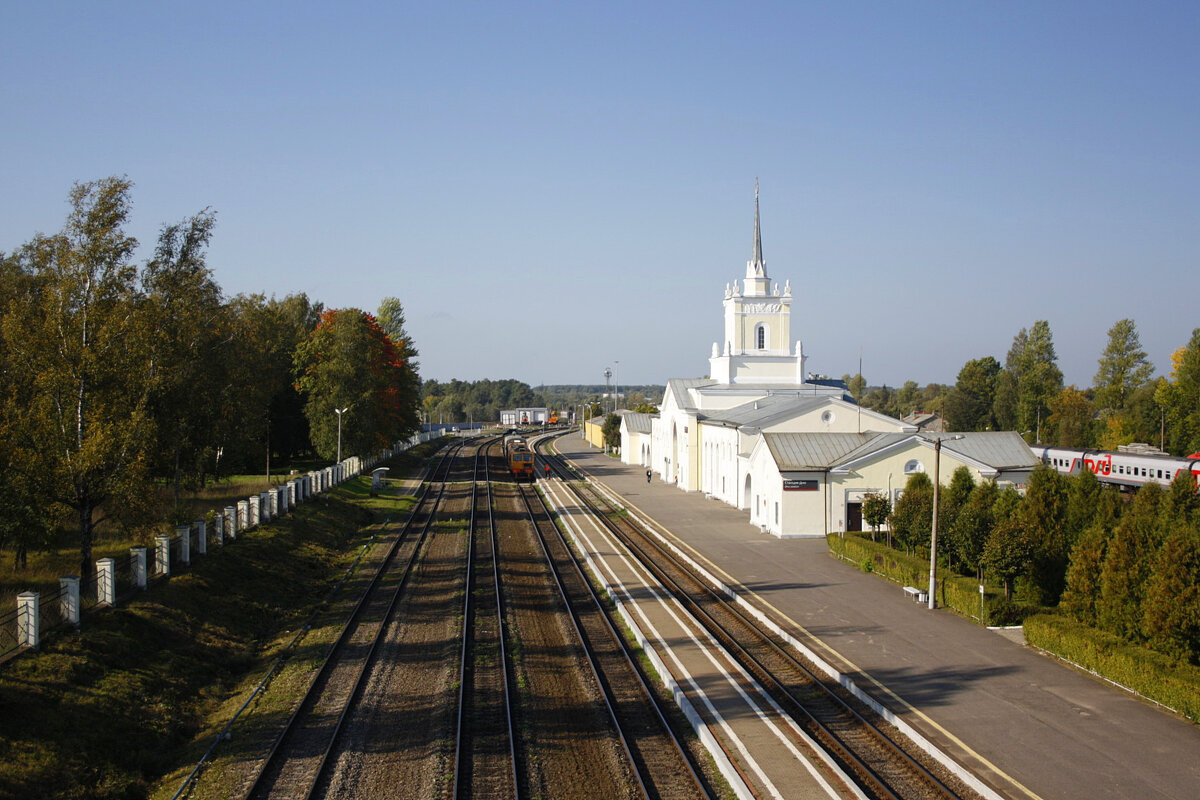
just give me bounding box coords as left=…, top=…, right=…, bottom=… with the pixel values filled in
left=294, top=308, right=420, bottom=460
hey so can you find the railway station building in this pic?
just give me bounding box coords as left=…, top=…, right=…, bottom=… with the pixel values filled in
left=637, top=185, right=1037, bottom=537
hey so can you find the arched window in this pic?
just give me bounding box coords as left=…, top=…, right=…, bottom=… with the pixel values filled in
left=756, top=324, right=767, bottom=350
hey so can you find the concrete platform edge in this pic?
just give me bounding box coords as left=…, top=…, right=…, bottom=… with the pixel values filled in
left=575, top=458, right=1010, bottom=800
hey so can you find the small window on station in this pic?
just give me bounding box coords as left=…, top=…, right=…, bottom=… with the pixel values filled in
left=904, top=459, right=924, bottom=474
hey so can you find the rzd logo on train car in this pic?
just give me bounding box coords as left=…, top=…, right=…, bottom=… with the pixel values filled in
left=1083, top=453, right=1112, bottom=476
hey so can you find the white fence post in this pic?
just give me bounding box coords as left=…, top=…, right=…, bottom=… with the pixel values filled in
left=237, top=501, right=248, bottom=532
left=248, top=496, right=259, bottom=528
left=155, top=534, right=171, bottom=577
left=16, top=592, right=39, bottom=649
left=213, top=512, right=224, bottom=546
left=176, top=524, right=191, bottom=566
left=130, top=546, right=148, bottom=589
left=224, top=506, right=236, bottom=540
left=96, top=558, right=116, bottom=606
left=60, top=575, right=80, bottom=626
left=195, top=519, right=207, bottom=556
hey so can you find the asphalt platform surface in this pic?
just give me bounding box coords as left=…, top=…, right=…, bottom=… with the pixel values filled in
left=551, top=432, right=1200, bottom=800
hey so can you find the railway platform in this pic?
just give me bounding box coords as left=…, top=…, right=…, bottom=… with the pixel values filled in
left=550, top=432, right=1200, bottom=800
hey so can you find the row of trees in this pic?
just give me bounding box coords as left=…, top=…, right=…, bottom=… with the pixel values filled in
left=875, top=465, right=1200, bottom=664
left=0, top=178, right=421, bottom=574
left=416, top=382, right=664, bottom=428
left=848, top=318, right=1200, bottom=458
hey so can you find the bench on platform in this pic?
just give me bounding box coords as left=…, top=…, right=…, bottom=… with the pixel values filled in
left=903, top=585, right=927, bottom=603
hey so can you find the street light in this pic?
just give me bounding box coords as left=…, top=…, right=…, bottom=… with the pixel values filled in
left=335, top=406, right=350, bottom=463
left=928, top=433, right=964, bottom=610
left=614, top=360, right=620, bottom=412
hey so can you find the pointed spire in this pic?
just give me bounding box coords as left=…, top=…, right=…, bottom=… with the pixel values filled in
left=751, top=177, right=764, bottom=275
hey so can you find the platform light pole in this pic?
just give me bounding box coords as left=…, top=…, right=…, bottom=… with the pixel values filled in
left=614, top=360, right=620, bottom=411
left=603, top=367, right=613, bottom=414
left=335, top=406, right=349, bottom=463
left=928, top=434, right=964, bottom=610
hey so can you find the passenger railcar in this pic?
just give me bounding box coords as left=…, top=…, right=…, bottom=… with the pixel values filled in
left=1030, top=445, right=1200, bottom=492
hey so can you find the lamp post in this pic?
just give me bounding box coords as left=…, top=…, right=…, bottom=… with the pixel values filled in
left=928, top=433, right=964, bottom=610
left=614, top=360, right=620, bottom=412
left=335, top=406, right=349, bottom=463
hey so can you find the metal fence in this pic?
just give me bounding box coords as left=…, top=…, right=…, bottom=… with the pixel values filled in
left=0, top=606, right=20, bottom=664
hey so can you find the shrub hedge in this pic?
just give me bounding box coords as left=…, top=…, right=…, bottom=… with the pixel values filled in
left=826, top=533, right=1003, bottom=623
left=1024, top=613, right=1200, bottom=723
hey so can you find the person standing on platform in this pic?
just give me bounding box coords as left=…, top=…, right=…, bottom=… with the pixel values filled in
left=646, top=468, right=651, bottom=483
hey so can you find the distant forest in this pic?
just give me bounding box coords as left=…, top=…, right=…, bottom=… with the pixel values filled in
left=420, top=380, right=664, bottom=424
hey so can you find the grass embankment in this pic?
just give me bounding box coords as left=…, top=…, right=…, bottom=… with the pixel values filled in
left=0, top=448, right=433, bottom=800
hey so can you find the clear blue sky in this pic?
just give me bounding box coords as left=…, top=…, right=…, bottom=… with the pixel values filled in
left=2, top=2, right=1197, bottom=390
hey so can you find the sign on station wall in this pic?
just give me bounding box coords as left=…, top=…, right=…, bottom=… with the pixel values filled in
left=782, top=479, right=819, bottom=491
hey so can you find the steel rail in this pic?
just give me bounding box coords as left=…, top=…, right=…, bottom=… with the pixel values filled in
left=513, top=479, right=651, bottom=800
left=241, top=440, right=462, bottom=800
left=453, top=439, right=520, bottom=800
left=540, top=440, right=960, bottom=800
left=522, top=476, right=716, bottom=800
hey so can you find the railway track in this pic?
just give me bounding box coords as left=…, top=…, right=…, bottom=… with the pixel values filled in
left=514, top=478, right=714, bottom=800
left=241, top=441, right=462, bottom=800
left=454, top=441, right=519, bottom=800
left=536, top=435, right=973, bottom=800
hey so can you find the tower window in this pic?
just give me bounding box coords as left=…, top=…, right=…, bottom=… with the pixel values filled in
left=756, top=324, right=767, bottom=349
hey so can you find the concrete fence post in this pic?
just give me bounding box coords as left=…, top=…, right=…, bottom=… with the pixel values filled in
left=213, top=513, right=224, bottom=546
left=96, top=558, right=116, bottom=606
left=155, top=534, right=171, bottom=577
left=130, top=547, right=148, bottom=589
left=16, top=592, right=39, bottom=649
left=281, top=483, right=292, bottom=513
left=258, top=491, right=270, bottom=523
left=176, top=524, right=191, bottom=566
left=268, top=488, right=278, bottom=518
left=60, top=575, right=80, bottom=626
left=224, top=506, right=236, bottom=540
left=195, top=519, right=207, bottom=556
left=237, top=501, right=249, bottom=532
left=248, top=496, right=259, bottom=528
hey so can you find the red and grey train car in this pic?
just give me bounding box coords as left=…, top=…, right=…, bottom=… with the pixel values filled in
left=1029, top=445, right=1200, bottom=492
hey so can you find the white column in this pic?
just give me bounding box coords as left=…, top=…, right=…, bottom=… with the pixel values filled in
left=213, top=513, right=224, bottom=546
left=248, top=496, right=259, bottom=527
left=130, top=547, right=148, bottom=589
left=16, top=592, right=39, bottom=649
left=176, top=524, right=191, bottom=566
left=278, top=486, right=288, bottom=514
left=194, top=519, right=207, bottom=556
left=96, top=558, right=116, bottom=606
left=59, top=575, right=80, bottom=626
left=268, top=488, right=279, bottom=517
left=155, top=534, right=171, bottom=577
left=258, top=491, right=271, bottom=522
left=235, top=502, right=247, bottom=534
